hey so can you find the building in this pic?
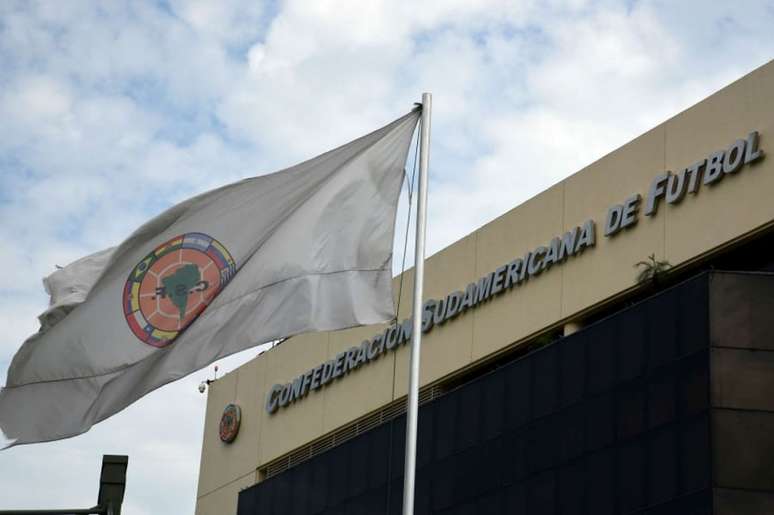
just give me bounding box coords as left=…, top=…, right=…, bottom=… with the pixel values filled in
left=195, top=60, right=774, bottom=515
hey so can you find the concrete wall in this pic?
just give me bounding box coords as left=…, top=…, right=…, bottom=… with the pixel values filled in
left=710, top=273, right=774, bottom=514
left=195, top=59, right=774, bottom=514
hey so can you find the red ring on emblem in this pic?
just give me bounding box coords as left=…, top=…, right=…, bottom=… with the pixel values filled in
left=122, top=233, right=236, bottom=348
left=219, top=403, right=241, bottom=443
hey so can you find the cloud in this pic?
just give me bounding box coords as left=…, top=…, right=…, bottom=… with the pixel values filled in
left=1, top=0, right=773, bottom=513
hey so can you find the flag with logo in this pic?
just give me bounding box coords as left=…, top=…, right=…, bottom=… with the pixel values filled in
left=0, top=109, right=420, bottom=447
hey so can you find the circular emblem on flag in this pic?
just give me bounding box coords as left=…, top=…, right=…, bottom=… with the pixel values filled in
left=123, top=233, right=236, bottom=348
left=219, top=403, right=241, bottom=443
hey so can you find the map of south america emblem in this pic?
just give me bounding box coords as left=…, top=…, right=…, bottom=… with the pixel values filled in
left=123, top=233, right=237, bottom=348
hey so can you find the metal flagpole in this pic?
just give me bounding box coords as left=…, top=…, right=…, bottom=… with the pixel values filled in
left=402, top=92, right=431, bottom=515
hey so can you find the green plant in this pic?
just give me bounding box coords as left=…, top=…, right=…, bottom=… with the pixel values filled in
left=634, top=253, right=672, bottom=284
left=531, top=329, right=563, bottom=350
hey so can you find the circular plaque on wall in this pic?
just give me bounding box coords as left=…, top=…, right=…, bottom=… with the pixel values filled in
left=219, top=403, right=241, bottom=443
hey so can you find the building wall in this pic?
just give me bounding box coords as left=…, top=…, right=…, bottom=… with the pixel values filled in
left=709, top=273, right=774, bottom=514
left=196, top=60, right=774, bottom=513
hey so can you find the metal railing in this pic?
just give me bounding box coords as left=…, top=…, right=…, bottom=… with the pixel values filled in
left=259, top=384, right=446, bottom=481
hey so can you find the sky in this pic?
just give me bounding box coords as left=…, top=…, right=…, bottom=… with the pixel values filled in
left=0, top=0, right=772, bottom=513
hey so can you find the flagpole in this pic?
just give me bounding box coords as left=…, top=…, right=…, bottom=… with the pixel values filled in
left=402, top=92, right=431, bottom=515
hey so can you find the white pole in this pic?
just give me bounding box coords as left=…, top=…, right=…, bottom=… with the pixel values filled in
left=402, top=92, right=431, bottom=515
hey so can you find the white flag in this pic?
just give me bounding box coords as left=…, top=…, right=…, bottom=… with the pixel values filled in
left=0, top=109, right=420, bottom=447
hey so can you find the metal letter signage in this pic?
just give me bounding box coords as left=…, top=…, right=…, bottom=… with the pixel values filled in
left=266, top=130, right=764, bottom=415
left=607, top=131, right=765, bottom=236
left=265, top=219, right=596, bottom=414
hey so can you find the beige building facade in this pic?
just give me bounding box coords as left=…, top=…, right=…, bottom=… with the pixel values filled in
left=195, top=60, right=774, bottom=515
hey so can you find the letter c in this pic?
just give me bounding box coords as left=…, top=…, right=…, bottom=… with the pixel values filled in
left=265, top=384, right=283, bottom=414
left=528, top=247, right=547, bottom=275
